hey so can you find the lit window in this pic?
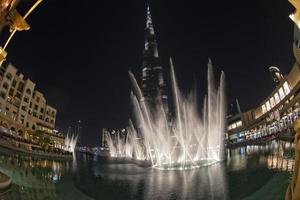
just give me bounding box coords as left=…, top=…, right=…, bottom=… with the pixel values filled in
left=232, top=123, right=237, bottom=129
left=236, top=121, right=242, bottom=127
left=266, top=101, right=271, bottom=111
left=274, top=93, right=280, bottom=104
left=270, top=97, right=275, bottom=108
left=279, top=88, right=285, bottom=100
left=283, top=82, right=290, bottom=95
left=262, top=104, right=266, bottom=114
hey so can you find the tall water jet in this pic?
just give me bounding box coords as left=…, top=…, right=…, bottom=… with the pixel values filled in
left=63, top=128, right=78, bottom=153
left=106, top=59, right=226, bottom=170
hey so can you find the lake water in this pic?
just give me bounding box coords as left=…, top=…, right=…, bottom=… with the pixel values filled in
left=0, top=140, right=295, bottom=200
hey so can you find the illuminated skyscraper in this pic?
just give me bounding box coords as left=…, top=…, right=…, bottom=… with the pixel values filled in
left=141, top=5, right=168, bottom=114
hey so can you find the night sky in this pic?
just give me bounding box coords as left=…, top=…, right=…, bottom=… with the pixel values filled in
left=1, top=0, right=295, bottom=146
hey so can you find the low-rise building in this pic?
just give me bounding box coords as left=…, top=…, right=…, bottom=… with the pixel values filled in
left=0, top=61, right=64, bottom=148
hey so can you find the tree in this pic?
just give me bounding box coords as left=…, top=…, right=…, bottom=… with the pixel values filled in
left=30, top=130, right=54, bottom=150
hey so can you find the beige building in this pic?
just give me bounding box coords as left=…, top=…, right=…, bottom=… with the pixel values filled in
left=0, top=62, right=64, bottom=147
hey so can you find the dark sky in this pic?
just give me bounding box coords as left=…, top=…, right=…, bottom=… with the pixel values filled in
left=1, top=0, right=295, bottom=146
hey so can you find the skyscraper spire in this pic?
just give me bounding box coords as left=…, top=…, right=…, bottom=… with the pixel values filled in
left=144, top=4, right=158, bottom=58
left=141, top=4, right=168, bottom=114
left=146, top=4, right=154, bottom=35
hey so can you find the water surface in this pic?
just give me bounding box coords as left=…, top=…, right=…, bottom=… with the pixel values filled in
left=0, top=140, right=294, bottom=200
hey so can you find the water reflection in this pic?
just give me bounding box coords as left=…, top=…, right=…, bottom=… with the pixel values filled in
left=0, top=140, right=295, bottom=200
left=227, top=140, right=295, bottom=173
left=86, top=161, right=228, bottom=200
left=0, top=147, right=71, bottom=199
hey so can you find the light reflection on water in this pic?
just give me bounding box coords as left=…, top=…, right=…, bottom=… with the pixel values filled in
left=0, top=140, right=295, bottom=200
left=227, top=140, right=295, bottom=173
left=0, top=147, right=71, bottom=199
left=86, top=162, right=228, bottom=200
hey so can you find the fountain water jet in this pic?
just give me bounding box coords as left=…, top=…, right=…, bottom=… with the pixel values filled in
left=63, top=130, right=78, bottom=153
left=106, top=59, right=226, bottom=170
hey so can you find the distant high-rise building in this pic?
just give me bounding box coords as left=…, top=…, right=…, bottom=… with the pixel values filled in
left=141, top=5, right=168, bottom=114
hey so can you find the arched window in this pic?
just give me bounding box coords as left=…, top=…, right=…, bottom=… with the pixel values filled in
left=26, top=88, right=31, bottom=95
left=46, top=118, right=49, bottom=122
left=32, top=125, right=36, bottom=130
left=6, top=73, right=12, bottom=81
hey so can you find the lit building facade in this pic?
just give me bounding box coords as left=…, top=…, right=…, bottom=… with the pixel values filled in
left=0, top=62, right=64, bottom=147
left=227, top=23, right=300, bottom=142
left=141, top=6, right=168, bottom=114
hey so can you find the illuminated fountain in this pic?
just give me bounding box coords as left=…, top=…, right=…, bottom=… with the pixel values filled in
left=107, top=59, right=226, bottom=170
left=63, top=133, right=78, bottom=153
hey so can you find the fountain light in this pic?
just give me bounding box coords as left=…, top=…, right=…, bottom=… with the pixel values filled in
left=63, top=133, right=78, bottom=153
left=106, top=58, right=226, bottom=170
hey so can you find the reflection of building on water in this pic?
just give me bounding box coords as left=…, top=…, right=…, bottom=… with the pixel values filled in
left=228, top=141, right=295, bottom=173
left=247, top=141, right=295, bottom=173
left=0, top=148, right=70, bottom=199
left=267, top=151, right=294, bottom=173
left=267, top=142, right=295, bottom=173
